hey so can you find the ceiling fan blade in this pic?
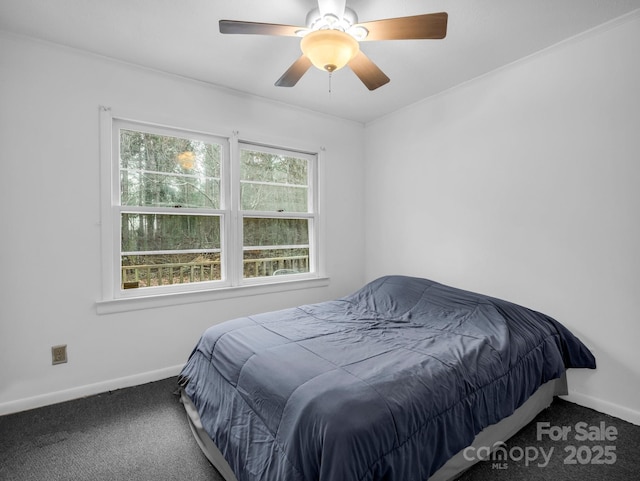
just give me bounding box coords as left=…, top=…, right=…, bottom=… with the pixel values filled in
left=358, top=12, right=448, bottom=41
left=275, top=56, right=313, bottom=87
left=348, top=50, right=390, bottom=91
left=219, top=20, right=303, bottom=37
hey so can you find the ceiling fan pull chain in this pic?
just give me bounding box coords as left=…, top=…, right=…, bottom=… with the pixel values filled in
left=328, top=71, right=332, bottom=95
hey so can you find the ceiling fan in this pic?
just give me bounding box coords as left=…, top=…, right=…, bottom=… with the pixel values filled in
left=219, top=0, right=448, bottom=91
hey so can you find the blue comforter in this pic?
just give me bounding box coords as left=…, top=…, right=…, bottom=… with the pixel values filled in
left=180, top=275, right=596, bottom=481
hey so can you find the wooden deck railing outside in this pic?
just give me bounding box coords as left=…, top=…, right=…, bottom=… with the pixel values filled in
left=122, top=255, right=309, bottom=288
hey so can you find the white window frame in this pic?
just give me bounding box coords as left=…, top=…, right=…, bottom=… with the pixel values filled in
left=236, top=141, right=319, bottom=287
left=97, top=107, right=327, bottom=314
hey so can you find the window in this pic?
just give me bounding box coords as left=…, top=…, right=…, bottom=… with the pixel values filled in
left=117, top=122, right=225, bottom=291
left=99, top=109, right=322, bottom=307
left=240, top=144, right=315, bottom=281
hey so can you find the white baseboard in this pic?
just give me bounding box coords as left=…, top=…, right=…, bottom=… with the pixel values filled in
left=0, top=364, right=184, bottom=416
left=561, top=391, right=640, bottom=426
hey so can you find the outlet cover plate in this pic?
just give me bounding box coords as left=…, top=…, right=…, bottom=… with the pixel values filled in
left=52, top=345, right=67, bottom=365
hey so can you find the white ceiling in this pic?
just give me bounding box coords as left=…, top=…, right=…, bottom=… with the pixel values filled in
left=1, top=0, right=639, bottom=123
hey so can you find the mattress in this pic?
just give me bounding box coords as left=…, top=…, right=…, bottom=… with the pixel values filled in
left=179, top=275, right=595, bottom=481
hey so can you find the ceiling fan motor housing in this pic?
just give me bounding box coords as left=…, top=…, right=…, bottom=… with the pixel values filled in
left=305, top=6, right=358, bottom=31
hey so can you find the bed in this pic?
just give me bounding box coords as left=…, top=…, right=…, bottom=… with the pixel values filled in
left=178, top=275, right=596, bottom=481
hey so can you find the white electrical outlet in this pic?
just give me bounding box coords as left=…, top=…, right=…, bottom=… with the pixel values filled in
left=52, top=345, right=67, bottom=365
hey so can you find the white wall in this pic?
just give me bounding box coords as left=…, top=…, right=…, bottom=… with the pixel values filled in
left=2, top=14, right=639, bottom=424
left=0, top=33, right=366, bottom=414
left=364, top=13, right=640, bottom=424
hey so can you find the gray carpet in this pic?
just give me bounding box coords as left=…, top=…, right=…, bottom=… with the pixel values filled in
left=1, top=377, right=638, bottom=480
left=0, top=377, right=222, bottom=481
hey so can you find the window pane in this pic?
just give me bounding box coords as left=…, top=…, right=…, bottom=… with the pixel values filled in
left=243, top=248, right=310, bottom=278
left=240, top=183, right=307, bottom=212
left=121, top=253, right=221, bottom=288
left=243, top=217, right=309, bottom=247
left=240, top=149, right=308, bottom=212
left=121, top=171, right=220, bottom=209
left=122, top=213, right=220, bottom=252
left=120, top=129, right=221, bottom=209
left=121, top=213, right=222, bottom=289
left=243, top=217, right=309, bottom=278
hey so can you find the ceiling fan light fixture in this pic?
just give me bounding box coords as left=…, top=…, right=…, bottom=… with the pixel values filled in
left=300, top=29, right=359, bottom=73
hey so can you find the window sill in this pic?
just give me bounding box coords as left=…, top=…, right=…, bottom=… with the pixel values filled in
left=96, top=276, right=330, bottom=315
